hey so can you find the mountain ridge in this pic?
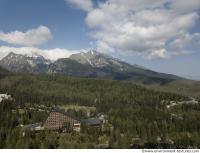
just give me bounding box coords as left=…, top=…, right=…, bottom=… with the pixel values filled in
left=0, top=52, right=51, bottom=74
left=0, top=51, right=184, bottom=83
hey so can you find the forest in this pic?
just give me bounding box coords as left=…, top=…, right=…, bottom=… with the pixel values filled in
left=0, top=73, right=200, bottom=149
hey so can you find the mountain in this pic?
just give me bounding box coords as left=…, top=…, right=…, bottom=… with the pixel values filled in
left=0, top=52, right=51, bottom=74
left=70, top=50, right=149, bottom=71
left=0, top=50, right=183, bottom=83
left=69, top=50, right=123, bottom=68
left=68, top=50, right=182, bottom=82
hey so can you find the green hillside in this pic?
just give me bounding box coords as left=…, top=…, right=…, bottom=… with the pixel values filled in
left=133, top=79, right=200, bottom=97
left=0, top=74, right=200, bottom=148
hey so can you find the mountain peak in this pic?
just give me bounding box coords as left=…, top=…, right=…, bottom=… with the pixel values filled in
left=88, top=49, right=100, bottom=56
left=77, top=50, right=102, bottom=57
left=8, top=52, right=16, bottom=56
left=69, top=50, right=111, bottom=68
left=7, top=52, right=21, bottom=57
left=4, top=52, right=25, bottom=61
left=25, top=52, right=43, bottom=58
left=0, top=52, right=50, bottom=73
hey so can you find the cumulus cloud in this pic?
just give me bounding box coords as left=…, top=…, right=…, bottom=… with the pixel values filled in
left=65, top=0, right=93, bottom=12
left=83, top=0, right=200, bottom=59
left=0, top=26, right=52, bottom=46
left=148, top=49, right=169, bottom=59
left=0, top=46, right=85, bottom=61
left=169, top=33, right=200, bottom=50
left=147, top=49, right=189, bottom=60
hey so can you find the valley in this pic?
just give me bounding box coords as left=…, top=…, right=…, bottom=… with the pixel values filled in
left=0, top=71, right=200, bottom=148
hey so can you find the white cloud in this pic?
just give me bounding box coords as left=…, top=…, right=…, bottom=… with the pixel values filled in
left=86, top=9, right=105, bottom=27
left=0, top=46, right=85, bottom=61
left=65, top=0, right=93, bottom=12
left=0, top=26, right=52, bottom=46
left=147, top=49, right=190, bottom=60
left=169, top=33, right=200, bottom=50
left=148, top=49, right=169, bottom=59
left=83, top=0, right=200, bottom=59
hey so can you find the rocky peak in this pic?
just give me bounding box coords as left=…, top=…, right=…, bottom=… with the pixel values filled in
left=0, top=52, right=50, bottom=73
left=87, top=49, right=101, bottom=56
left=69, top=50, right=110, bottom=68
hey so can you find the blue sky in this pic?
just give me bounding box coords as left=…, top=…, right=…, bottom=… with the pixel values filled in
left=0, top=0, right=200, bottom=80
left=0, top=0, right=91, bottom=49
